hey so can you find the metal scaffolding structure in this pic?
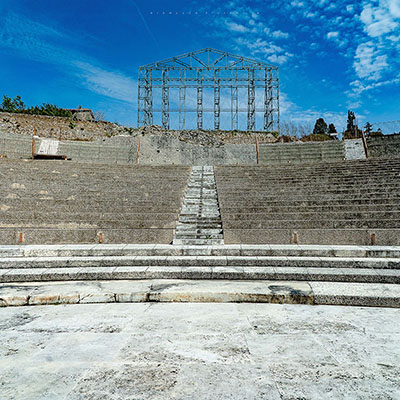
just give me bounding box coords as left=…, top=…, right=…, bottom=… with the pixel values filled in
left=138, top=48, right=279, bottom=132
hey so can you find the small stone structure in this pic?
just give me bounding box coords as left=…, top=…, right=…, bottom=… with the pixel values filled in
left=67, top=107, right=95, bottom=122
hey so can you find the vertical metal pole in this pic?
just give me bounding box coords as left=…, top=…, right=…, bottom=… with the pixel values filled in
left=197, top=69, right=203, bottom=130
left=144, top=69, right=153, bottom=126
left=266, top=69, right=273, bottom=132
left=247, top=69, right=256, bottom=131
left=231, top=69, right=238, bottom=131
left=214, top=69, right=220, bottom=130
left=264, top=68, right=269, bottom=131
left=276, top=69, right=280, bottom=134
left=179, top=70, right=186, bottom=130
left=161, top=69, right=169, bottom=130
left=137, top=68, right=142, bottom=128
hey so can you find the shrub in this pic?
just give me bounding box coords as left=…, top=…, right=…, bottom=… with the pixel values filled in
left=0, top=95, right=72, bottom=118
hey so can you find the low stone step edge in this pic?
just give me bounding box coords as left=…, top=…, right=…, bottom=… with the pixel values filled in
left=0, top=279, right=399, bottom=308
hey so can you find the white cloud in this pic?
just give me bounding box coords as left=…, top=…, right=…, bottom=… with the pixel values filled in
left=225, top=21, right=248, bottom=32
left=327, top=31, right=339, bottom=39
left=279, top=92, right=348, bottom=131
left=350, top=0, right=400, bottom=99
left=272, top=30, right=289, bottom=38
left=353, top=42, right=388, bottom=80
left=200, top=3, right=293, bottom=66
left=0, top=12, right=137, bottom=104
left=74, top=62, right=137, bottom=104
left=291, top=0, right=304, bottom=7
left=360, top=1, right=399, bottom=37
left=304, top=11, right=317, bottom=18
left=268, top=54, right=289, bottom=64
left=349, top=75, right=400, bottom=95
left=388, top=0, right=400, bottom=17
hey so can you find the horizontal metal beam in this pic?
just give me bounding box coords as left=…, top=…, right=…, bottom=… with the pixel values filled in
left=151, top=108, right=275, bottom=113
left=139, top=66, right=277, bottom=71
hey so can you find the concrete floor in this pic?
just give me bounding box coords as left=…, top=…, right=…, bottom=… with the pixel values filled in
left=1, top=303, right=400, bottom=400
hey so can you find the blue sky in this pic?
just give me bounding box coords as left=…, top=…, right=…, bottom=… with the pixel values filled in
left=0, top=0, right=399, bottom=131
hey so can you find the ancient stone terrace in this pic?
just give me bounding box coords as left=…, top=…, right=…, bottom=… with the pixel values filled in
left=1, top=158, right=400, bottom=308
left=0, top=160, right=190, bottom=244
left=215, top=157, right=400, bottom=246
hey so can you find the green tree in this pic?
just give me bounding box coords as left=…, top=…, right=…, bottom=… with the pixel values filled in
left=1, top=95, right=72, bottom=118
left=328, top=123, right=337, bottom=134
left=313, top=118, right=328, bottom=135
left=364, top=122, right=373, bottom=136
left=13, top=95, right=25, bottom=111
left=1, top=95, right=15, bottom=112
left=346, top=110, right=357, bottom=137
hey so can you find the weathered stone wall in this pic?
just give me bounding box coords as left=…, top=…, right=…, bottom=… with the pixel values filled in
left=259, top=141, right=345, bottom=164
left=367, top=134, right=400, bottom=158
left=0, top=131, right=349, bottom=166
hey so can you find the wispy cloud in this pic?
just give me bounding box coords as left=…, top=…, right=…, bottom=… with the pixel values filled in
left=0, top=11, right=137, bottom=105
left=74, top=62, right=137, bottom=103
left=280, top=91, right=349, bottom=129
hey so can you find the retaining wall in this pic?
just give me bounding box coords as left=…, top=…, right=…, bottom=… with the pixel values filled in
left=367, top=135, right=400, bottom=159
left=259, top=141, right=345, bottom=164
left=0, top=131, right=349, bottom=165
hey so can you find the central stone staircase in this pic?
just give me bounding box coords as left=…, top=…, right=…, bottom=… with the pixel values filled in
left=173, top=166, right=223, bottom=245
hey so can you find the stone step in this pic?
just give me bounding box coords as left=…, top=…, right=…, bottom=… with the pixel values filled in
left=217, top=185, right=400, bottom=194
left=0, top=228, right=175, bottom=245
left=174, top=235, right=224, bottom=240
left=0, top=221, right=178, bottom=229
left=218, top=194, right=400, bottom=202
left=1, top=279, right=399, bottom=307
left=1, top=198, right=184, bottom=206
left=222, top=211, right=400, bottom=220
left=223, top=228, right=400, bottom=246
left=215, top=171, right=400, bottom=181
left=219, top=198, right=400, bottom=207
left=1, top=206, right=182, bottom=214
left=220, top=204, right=400, bottom=213
left=216, top=158, right=400, bottom=168
left=173, top=238, right=224, bottom=245
left=1, top=255, right=399, bottom=269
left=223, top=219, right=400, bottom=229
left=217, top=177, right=400, bottom=184
left=1, top=244, right=400, bottom=258
left=175, top=228, right=223, bottom=234
left=174, top=166, right=223, bottom=246
left=1, top=265, right=400, bottom=284
left=0, top=212, right=179, bottom=221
